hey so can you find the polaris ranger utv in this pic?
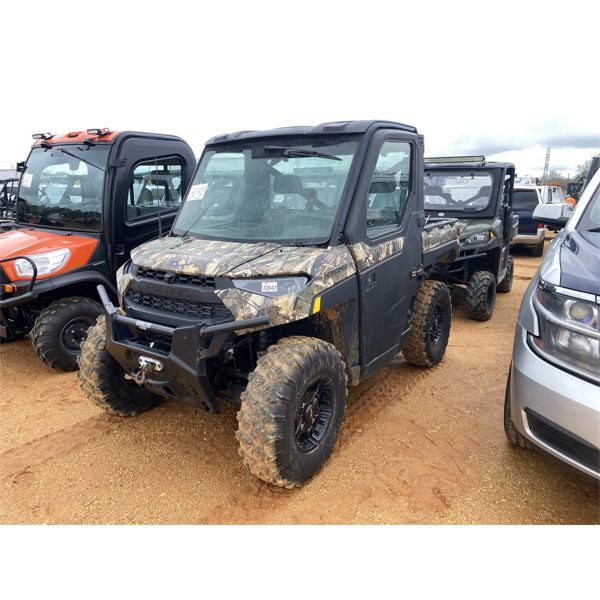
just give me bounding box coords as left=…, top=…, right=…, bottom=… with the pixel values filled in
left=0, top=129, right=195, bottom=369
left=423, top=156, right=517, bottom=321
left=78, top=120, right=459, bottom=488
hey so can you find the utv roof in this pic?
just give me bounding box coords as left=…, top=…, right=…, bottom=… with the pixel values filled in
left=31, top=130, right=188, bottom=148
left=206, top=120, right=418, bottom=145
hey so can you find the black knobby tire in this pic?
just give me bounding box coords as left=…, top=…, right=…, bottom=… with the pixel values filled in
left=32, top=296, right=102, bottom=371
left=531, top=238, right=545, bottom=257
left=403, top=280, right=452, bottom=368
left=78, top=316, right=163, bottom=416
left=504, top=365, right=533, bottom=449
left=465, top=271, right=496, bottom=321
left=236, top=336, right=347, bottom=488
left=497, top=255, right=514, bottom=293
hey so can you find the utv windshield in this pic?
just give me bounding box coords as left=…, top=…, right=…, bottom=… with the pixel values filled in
left=172, top=138, right=358, bottom=244
left=17, top=145, right=109, bottom=231
left=424, top=170, right=494, bottom=213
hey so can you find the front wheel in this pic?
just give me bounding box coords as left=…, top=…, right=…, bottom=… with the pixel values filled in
left=403, top=280, right=452, bottom=367
left=236, top=336, right=347, bottom=488
left=78, top=316, right=163, bottom=416
left=32, top=297, right=102, bottom=371
left=465, top=271, right=496, bottom=321
left=504, top=365, right=533, bottom=449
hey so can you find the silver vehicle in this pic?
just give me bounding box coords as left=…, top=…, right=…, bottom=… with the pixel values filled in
left=505, top=170, right=600, bottom=480
left=511, top=185, right=546, bottom=256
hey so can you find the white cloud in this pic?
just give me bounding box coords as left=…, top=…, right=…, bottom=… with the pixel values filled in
left=3, top=0, right=598, bottom=176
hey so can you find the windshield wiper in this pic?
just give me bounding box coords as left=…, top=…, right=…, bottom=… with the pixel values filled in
left=263, top=145, right=341, bottom=162
left=54, top=147, right=106, bottom=172
left=584, top=227, right=600, bottom=232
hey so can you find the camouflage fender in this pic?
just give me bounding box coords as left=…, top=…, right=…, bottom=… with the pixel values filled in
left=348, top=237, right=405, bottom=271
left=421, top=223, right=459, bottom=252
left=217, top=246, right=357, bottom=325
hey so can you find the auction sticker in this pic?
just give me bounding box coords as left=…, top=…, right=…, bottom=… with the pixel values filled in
left=187, top=183, right=208, bottom=201
left=21, top=173, right=33, bottom=188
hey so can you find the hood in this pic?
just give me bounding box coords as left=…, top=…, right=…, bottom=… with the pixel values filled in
left=559, top=230, right=600, bottom=296
left=131, top=236, right=283, bottom=277
left=0, top=228, right=98, bottom=280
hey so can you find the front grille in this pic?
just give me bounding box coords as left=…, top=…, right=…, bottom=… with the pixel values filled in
left=526, top=409, right=600, bottom=474
left=126, top=290, right=233, bottom=322
left=136, top=267, right=215, bottom=288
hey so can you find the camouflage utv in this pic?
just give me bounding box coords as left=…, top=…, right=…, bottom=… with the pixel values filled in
left=423, top=157, right=518, bottom=321
left=79, top=120, right=459, bottom=488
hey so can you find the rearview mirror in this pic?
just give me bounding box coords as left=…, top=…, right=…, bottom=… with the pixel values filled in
left=532, top=202, right=573, bottom=229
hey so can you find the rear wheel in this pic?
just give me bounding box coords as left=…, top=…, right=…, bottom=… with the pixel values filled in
left=504, top=365, right=533, bottom=449
left=32, top=297, right=102, bottom=371
left=78, top=316, right=163, bottom=416
left=403, top=280, right=452, bottom=367
left=531, top=238, right=545, bottom=257
left=497, top=255, right=514, bottom=293
left=465, top=271, right=496, bottom=321
left=236, top=336, right=347, bottom=488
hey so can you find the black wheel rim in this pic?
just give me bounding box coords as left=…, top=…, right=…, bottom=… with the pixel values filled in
left=60, top=317, right=95, bottom=354
left=294, top=379, right=334, bottom=453
left=429, top=305, right=443, bottom=345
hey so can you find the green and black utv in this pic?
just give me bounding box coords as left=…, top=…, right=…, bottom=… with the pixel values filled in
left=423, top=157, right=517, bottom=321
left=78, top=120, right=460, bottom=488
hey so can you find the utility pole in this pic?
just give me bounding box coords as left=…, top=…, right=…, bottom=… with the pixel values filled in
left=542, top=147, right=551, bottom=185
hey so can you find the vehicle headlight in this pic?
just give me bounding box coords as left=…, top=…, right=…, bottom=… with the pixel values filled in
left=530, top=283, right=599, bottom=383
left=13, top=248, right=70, bottom=278
left=464, top=230, right=493, bottom=244
left=232, top=277, right=308, bottom=297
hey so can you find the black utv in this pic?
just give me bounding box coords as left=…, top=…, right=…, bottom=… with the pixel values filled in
left=78, top=120, right=460, bottom=488
left=423, top=157, right=517, bottom=321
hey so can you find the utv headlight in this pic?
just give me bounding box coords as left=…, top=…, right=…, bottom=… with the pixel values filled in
left=530, top=283, right=599, bottom=383
left=13, top=248, right=70, bottom=278
left=232, top=277, right=308, bottom=297
left=464, top=230, right=493, bottom=244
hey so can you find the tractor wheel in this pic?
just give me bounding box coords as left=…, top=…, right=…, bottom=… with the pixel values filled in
left=78, top=316, right=163, bottom=416
left=236, top=336, right=347, bottom=488
left=465, top=271, right=496, bottom=321
left=497, top=255, right=514, bottom=293
left=504, top=365, right=533, bottom=449
left=531, top=238, right=545, bottom=257
left=32, top=297, right=102, bottom=371
left=403, top=280, right=452, bottom=367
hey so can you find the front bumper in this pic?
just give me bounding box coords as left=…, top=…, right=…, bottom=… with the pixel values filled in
left=98, top=285, right=269, bottom=412
left=512, top=228, right=545, bottom=246
left=510, top=323, right=600, bottom=479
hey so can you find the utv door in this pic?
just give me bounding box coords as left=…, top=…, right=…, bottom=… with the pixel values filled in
left=347, top=132, right=422, bottom=377
left=108, top=137, right=192, bottom=273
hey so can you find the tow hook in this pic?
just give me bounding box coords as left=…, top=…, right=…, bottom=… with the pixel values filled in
left=132, top=356, right=163, bottom=385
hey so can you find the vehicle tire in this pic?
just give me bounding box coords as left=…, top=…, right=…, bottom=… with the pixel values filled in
left=236, top=336, right=347, bottom=488
left=531, top=238, right=545, bottom=257
left=504, top=365, right=533, bottom=449
left=465, top=271, right=496, bottom=321
left=497, top=255, right=514, bottom=293
left=78, top=316, right=163, bottom=416
left=403, top=280, right=452, bottom=367
left=32, top=296, right=103, bottom=371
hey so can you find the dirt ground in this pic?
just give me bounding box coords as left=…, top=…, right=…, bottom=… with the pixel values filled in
left=1, top=240, right=598, bottom=524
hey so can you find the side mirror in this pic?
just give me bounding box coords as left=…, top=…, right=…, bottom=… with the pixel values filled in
left=532, top=202, right=573, bottom=229
left=16, top=161, right=26, bottom=173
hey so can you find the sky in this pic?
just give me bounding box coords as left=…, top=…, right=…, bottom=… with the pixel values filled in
left=3, top=0, right=599, bottom=178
